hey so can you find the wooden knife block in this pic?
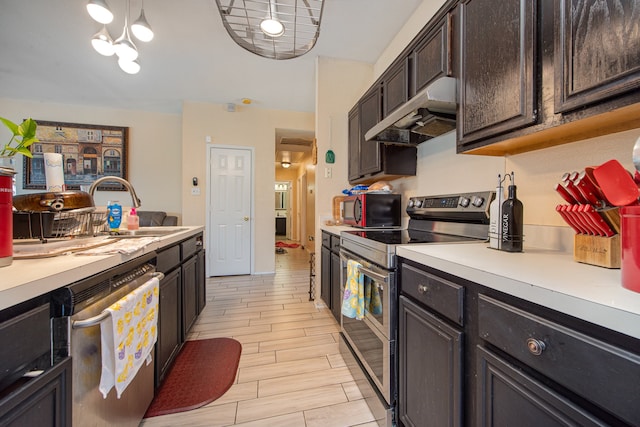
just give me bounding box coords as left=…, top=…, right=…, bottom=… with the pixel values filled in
left=574, top=234, right=621, bottom=268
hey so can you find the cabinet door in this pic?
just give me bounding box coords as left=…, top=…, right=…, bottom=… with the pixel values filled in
left=330, top=251, right=342, bottom=322
left=399, top=296, right=463, bottom=427
left=555, top=0, right=640, bottom=113
left=413, top=15, right=451, bottom=96
left=157, top=268, right=181, bottom=385
left=476, top=347, right=603, bottom=427
left=458, top=0, right=537, bottom=147
left=348, top=106, right=361, bottom=181
left=358, top=87, right=382, bottom=176
left=383, top=59, right=409, bottom=117
left=182, top=256, right=198, bottom=338
left=320, top=246, right=332, bottom=309
left=0, top=357, right=72, bottom=427
left=196, top=249, right=206, bottom=315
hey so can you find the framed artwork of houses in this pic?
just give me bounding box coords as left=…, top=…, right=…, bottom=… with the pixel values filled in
left=23, top=120, right=128, bottom=191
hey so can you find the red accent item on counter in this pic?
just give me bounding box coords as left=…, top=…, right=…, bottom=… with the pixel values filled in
left=0, top=174, right=13, bottom=263
left=621, top=206, right=640, bottom=293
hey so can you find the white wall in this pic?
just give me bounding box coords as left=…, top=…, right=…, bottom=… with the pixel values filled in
left=0, top=97, right=182, bottom=216
left=181, top=101, right=314, bottom=274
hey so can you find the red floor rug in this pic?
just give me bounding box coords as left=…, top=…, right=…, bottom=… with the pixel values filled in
left=144, top=337, right=242, bottom=418
left=276, top=241, right=300, bottom=248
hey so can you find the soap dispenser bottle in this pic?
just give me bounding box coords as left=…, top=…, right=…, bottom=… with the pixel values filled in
left=489, top=174, right=503, bottom=249
left=501, top=172, right=524, bottom=252
left=127, top=207, right=140, bottom=230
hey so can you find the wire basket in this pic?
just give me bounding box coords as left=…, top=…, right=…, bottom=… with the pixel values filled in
left=50, top=207, right=108, bottom=238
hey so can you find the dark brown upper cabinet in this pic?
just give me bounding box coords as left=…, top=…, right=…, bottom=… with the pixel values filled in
left=412, top=14, right=453, bottom=97
left=457, top=0, right=640, bottom=156
left=359, top=87, right=383, bottom=176
left=554, top=0, right=640, bottom=113
left=348, top=85, right=417, bottom=185
left=382, top=59, right=409, bottom=118
left=457, top=0, right=537, bottom=149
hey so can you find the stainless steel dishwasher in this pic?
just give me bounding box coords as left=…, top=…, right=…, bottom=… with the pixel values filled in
left=51, top=252, right=162, bottom=427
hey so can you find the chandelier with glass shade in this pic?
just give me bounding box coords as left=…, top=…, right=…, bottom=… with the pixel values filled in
left=87, top=0, right=154, bottom=74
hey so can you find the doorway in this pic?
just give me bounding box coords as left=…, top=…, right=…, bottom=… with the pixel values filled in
left=207, top=146, right=253, bottom=276
left=275, top=181, right=292, bottom=239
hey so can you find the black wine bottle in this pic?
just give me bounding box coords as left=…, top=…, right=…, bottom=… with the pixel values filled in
left=501, top=175, right=523, bottom=252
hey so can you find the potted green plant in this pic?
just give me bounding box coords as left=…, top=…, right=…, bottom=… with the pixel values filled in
left=0, top=117, right=38, bottom=159
left=0, top=117, right=38, bottom=267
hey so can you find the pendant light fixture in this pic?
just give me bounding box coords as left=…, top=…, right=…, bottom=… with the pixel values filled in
left=281, top=161, right=291, bottom=168
left=91, top=25, right=115, bottom=56
left=87, top=0, right=114, bottom=24
left=113, top=1, right=138, bottom=62
left=131, top=0, right=154, bottom=42
left=260, top=0, right=285, bottom=38
left=216, top=0, right=324, bottom=60
left=87, top=0, right=154, bottom=74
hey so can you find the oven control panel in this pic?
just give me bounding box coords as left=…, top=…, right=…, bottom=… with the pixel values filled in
left=407, top=191, right=495, bottom=220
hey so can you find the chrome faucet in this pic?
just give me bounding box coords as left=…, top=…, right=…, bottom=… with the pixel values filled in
left=88, top=176, right=142, bottom=208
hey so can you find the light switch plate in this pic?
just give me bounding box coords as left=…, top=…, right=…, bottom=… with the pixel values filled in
left=191, top=188, right=201, bottom=196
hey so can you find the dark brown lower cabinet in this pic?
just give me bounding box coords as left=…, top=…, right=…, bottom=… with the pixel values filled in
left=196, top=249, right=206, bottom=314
left=399, top=295, right=462, bottom=427
left=476, top=347, right=602, bottom=427
left=0, top=357, right=72, bottom=427
left=157, top=268, right=182, bottom=385
left=181, top=255, right=198, bottom=339
left=398, top=258, right=640, bottom=426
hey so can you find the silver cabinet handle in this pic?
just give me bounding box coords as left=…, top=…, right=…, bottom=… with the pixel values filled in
left=526, top=338, right=546, bottom=356
left=417, top=285, right=428, bottom=294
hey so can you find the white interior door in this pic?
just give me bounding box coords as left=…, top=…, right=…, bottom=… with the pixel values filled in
left=208, top=146, right=252, bottom=276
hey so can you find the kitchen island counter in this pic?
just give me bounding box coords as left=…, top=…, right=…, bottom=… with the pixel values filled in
left=1, top=226, right=204, bottom=311
left=397, top=243, right=640, bottom=340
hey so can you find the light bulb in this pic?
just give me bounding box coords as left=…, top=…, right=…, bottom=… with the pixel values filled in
left=260, top=18, right=285, bottom=37
left=118, top=58, right=141, bottom=74
left=86, top=0, right=114, bottom=24
left=131, top=9, right=154, bottom=42
left=91, top=26, right=115, bottom=56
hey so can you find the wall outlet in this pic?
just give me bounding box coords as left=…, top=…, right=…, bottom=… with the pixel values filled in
left=191, top=188, right=201, bottom=196
left=324, top=167, right=332, bottom=178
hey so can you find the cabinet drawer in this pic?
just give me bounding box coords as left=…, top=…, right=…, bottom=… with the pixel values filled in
left=181, top=236, right=198, bottom=260
left=330, top=234, right=340, bottom=252
left=156, top=244, right=180, bottom=273
left=478, top=294, right=640, bottom=426
left=0, top=304, right=51, bottom=388
left=321, top=232, right=331, bottom=249
left=400, top=264, right=464, bottom=326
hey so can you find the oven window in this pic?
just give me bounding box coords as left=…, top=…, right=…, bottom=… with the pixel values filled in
left=343, top=316, right=385, bottom=385
left=341, top=258, right=391, bottom=338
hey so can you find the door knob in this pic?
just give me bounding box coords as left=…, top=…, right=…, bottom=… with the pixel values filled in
left=243, top=216, right=249, bottom=221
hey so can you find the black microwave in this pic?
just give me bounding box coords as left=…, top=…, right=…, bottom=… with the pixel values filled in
left=342, top=193, right=401, bottom=228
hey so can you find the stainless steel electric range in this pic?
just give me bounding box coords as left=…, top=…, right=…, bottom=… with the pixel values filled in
left=338, top=191, right=494, bottom=427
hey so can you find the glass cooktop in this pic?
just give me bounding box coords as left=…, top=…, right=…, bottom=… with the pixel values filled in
left=343, top=228, right=482, bottom=245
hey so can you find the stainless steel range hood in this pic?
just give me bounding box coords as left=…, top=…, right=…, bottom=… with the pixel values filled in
left=365, top=76, right=457, bottom=145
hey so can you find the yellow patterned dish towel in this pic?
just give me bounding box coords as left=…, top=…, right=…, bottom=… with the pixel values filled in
left=342, top=260, right=365, bottom=319
left=99, top=276, right=159, bottom=398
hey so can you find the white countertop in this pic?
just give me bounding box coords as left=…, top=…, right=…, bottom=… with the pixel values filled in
left=1, top=226, right=203, bottom=311
left=397, top=243, right=640, bottom=340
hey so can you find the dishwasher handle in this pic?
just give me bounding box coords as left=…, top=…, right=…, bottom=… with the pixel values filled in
left=72, top=272, right=164, bottom=329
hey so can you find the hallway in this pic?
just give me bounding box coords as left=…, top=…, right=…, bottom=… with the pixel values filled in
left=141, top=246, right=376, bottom=426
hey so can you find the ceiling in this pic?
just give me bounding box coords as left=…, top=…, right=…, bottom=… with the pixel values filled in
left=0, top=0, right=424, bottom=166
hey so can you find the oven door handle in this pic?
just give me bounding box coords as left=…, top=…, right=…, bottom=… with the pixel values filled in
left=340, top=254, right=388, bottom=284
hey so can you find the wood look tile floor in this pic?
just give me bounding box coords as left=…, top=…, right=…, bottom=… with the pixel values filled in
left=140, top=245, right=376, bottom=427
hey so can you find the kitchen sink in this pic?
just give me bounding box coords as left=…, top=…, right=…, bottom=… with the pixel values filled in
left=105, top=227, right=188, bottom=238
